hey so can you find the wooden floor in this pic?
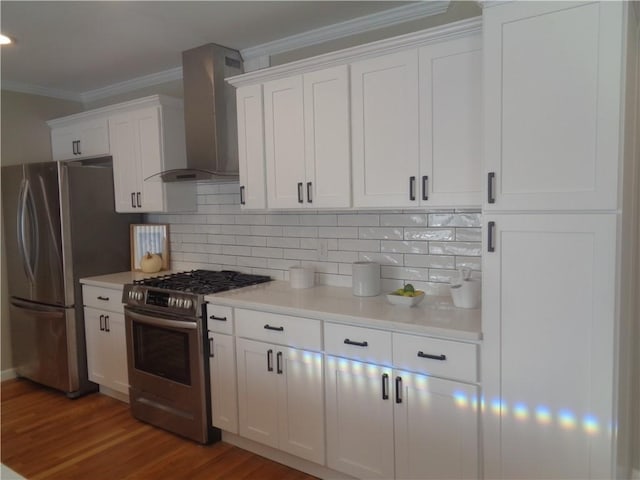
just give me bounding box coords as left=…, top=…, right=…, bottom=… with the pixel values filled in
left=1, top=379, right=317, bottom=480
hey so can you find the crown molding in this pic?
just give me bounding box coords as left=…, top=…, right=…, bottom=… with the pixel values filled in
left=240, top=1, right=451, bottom=61
left=80, top=67, right=183, bottom=104
left=1, top=80, right=82, bottom=102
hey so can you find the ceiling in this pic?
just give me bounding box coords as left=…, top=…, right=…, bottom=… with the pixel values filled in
left=0, top=1, right=436, bottom=100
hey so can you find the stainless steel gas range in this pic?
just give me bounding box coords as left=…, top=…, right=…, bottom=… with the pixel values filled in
left=122, top=270, right=271, bottom=443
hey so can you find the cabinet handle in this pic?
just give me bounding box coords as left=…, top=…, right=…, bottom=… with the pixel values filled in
left=209, top=315, right=227, bottom=322
left=306, top=182, right=312, bottom=203
left=136, top=192, right=141, bottom=208
left=488, top=221, right=496, bottom=252
left=343, top=339, right=368, bottom=347
left=72, top=140, right=78, bottom=155
left=267, top=349, right=273, bottom=372
left=297, top=182, right=303, bottom=203
left=382, top=373, right=389, bottom=400
left=276, top=351, right=283, bottom=374
left=422, top=176, right=429, bottom=201
left=417, top=351, right=446, bottom=361
left=76, top=140, right=82, bottom=155
left=105, top=315, right=110, bottom=332
left=487, top=172, right=496, bottom=204
left=131, top=193, right=136, bottom=208
left=240, top=185, right=246, bottom=205
left=97, top=296, right=109, bottom=301
left=395, top=376, right=403, bottom=404
left=209, top=337, right=214, bottom=358
left=99, top=314, right=105, bottom=331
left=264, top=324, right=284, bottom=332
left=409, top=176, right=416, bottom=201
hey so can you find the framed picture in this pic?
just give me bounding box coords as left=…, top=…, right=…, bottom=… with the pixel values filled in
left=130, top=224, right=170, bottom=271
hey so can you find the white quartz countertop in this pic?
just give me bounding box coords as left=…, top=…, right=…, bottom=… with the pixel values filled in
left=79, top=270, right=175, bottom=288
left=205, top=281, right=482, bottom=342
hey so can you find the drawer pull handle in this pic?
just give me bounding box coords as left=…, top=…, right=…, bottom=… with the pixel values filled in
left=344, top=339, right=368, bottom=347
left=264, top=324, right=284, bottom=332
left=267, top=349, right=273, bottom=372
left=97, top=296, right=109, bottom=301
left=395, top=376, right=403, bottom=404
left=382, top=373, right=389, bottom=400
left=209, top=315, right=227, bottom=322
left=276, top=351, right=283, bottom=374
left=417, top=351, right=446, bottom=361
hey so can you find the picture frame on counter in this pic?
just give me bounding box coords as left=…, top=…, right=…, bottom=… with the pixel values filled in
left=130, top=223, right=170, bottom=271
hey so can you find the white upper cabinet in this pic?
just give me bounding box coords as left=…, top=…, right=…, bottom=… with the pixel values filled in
left=50, top=117, right=109, bottom=161
left=352, top=35, right=482, bottom=208
left=483, top=2, right=623, bottom=211
left=263, top=65, right=351, bottom=209
left=237, top=84, right=266, bottom=209
left=419, top=34, right=482, bottom=206
left=351, top=50, right=420, bottom=208
left=108, top=96, right=196, bottom=213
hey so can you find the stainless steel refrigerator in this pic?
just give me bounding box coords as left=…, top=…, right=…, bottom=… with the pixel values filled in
left=1, top=157, right=141, bottom=397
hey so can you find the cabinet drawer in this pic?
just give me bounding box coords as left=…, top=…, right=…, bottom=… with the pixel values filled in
left=235, top=309, right=321, bottom=351
left=82, top=285, right=123, bottom=313
left=206, top=304, right=234, bottom=334
left=393, top=333, right=478, bottom=383
left=324, top=323, right=392, bottom=366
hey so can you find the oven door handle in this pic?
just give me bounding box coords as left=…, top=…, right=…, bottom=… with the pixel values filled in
left=126, top=309, right=198, bottom=330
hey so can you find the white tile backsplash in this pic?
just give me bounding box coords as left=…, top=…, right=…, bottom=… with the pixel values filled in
left=147, top=182, right=482, bottom=290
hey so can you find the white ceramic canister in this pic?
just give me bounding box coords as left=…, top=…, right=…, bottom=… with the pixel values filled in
left=352, top=261, right=381, bottom=297
left=449, top=268, right=481, bottom=309
left=289, top=265, right=315, bottom=289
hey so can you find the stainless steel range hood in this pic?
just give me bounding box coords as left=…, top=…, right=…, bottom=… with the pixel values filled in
left=159, top=44, right=243, bottom=182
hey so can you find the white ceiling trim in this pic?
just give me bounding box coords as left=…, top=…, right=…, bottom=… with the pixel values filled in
left=240, top=1, right=450, bottom=60
left=80, top=67, right=183, bottom=104
left=1, top=79, right=82, bottom=102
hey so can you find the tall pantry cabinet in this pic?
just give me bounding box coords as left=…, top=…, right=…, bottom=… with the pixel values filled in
left=481, top=2, right=639, bottom=479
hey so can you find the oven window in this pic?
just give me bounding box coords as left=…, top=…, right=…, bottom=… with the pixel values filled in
left=133, top=322, right=191, bottom=385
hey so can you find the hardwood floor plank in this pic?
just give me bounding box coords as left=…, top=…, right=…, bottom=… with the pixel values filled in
left=1, top=379, right=318, bottom=480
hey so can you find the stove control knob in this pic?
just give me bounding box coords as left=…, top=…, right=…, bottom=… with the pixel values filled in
left=168, top=297, right=175, bottom=307
left=183, top=299, right=192, bottom=310
left=177, top=298, right=185, bottom=308
left=136, top=291, right=144, bottom=301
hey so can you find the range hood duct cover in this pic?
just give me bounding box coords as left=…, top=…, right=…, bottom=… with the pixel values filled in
left=160, top=43, right=243, bottom=182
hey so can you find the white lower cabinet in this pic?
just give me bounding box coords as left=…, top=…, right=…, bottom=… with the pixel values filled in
left=208, top=332, right=238, bottom=433
left=324, top=322, right=480, bottom=479
left=235, top=336, right=325, bottom=464
left=82, top=284, right=128, bottom=396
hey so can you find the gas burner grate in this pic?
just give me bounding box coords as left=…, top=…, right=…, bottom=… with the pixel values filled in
left=134, top=270, right=272, bottom=294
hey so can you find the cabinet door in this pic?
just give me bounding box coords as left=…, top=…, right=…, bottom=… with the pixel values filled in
left=78, top=118, right=109, bottom=158
left=84, top=307, right=108, bottom=385
left=303, top=66, right=351, bottom=208
left=209, top=332, right=238, bottom=433
left=135, top=107, right=165, bottom=212
left=482, top=214, right=617, bottom=479
left=277, top=346, right=325, bottom=464
left=236, top=338, right=279, bottom=449
left=352, top=50, right=419, bottom=208
left=51, top=126, right=78, bottom=161
left=264, top=76, right=306, bottom=209
left=104, top=312, right=128, bottom=395
left=109, top=113, right=142, bottom=213
left=483, top=2, right=623, bottom=210
left=419, top=35, right=481, bottom=206
left=325, top=355, right=394, bottom=479
left=237, top=85, right=266, bottom=209
left=394, top=372, right=479, bottom=479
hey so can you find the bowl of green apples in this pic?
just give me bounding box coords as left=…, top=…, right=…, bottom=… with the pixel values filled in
left=386, top=284, right=425, bottom=307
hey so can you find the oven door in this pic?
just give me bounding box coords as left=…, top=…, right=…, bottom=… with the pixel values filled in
left=124, top=306, right=209, bottom=443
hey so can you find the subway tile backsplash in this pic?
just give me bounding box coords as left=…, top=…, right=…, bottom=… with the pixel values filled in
left=147, top=183, right=482, bottom=296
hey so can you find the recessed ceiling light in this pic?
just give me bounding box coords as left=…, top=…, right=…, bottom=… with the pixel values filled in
left=0, top=34, right=13, bottom=45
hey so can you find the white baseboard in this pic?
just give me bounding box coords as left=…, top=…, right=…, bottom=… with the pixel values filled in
left=632, top=468, right=640, bottom=480
left=1, top=368, right=17, bottom=382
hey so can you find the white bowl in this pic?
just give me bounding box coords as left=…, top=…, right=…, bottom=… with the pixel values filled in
left=386, top=291, right=425, bottom=307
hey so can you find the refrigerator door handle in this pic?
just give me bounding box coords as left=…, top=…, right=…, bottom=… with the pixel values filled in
left=37, top=175, right=63, bottom=274
left=24, top=179, right=40, bottom=281
left=17, top=179, right=36, bottom=284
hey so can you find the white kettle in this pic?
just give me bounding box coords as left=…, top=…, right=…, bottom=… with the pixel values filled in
left=449, top=268, right=481, bottom=309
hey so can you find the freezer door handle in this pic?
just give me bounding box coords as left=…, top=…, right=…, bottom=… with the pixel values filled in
left=10, top=298, right=66, bottom=314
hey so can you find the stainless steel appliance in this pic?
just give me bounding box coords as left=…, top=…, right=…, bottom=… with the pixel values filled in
left=123, top=270, right=271, bottom=443
left=1, top=158, right=141, bottom=397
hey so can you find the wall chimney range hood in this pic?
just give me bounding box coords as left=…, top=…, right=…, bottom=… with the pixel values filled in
left=155, top=43, right=243, bottom=182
